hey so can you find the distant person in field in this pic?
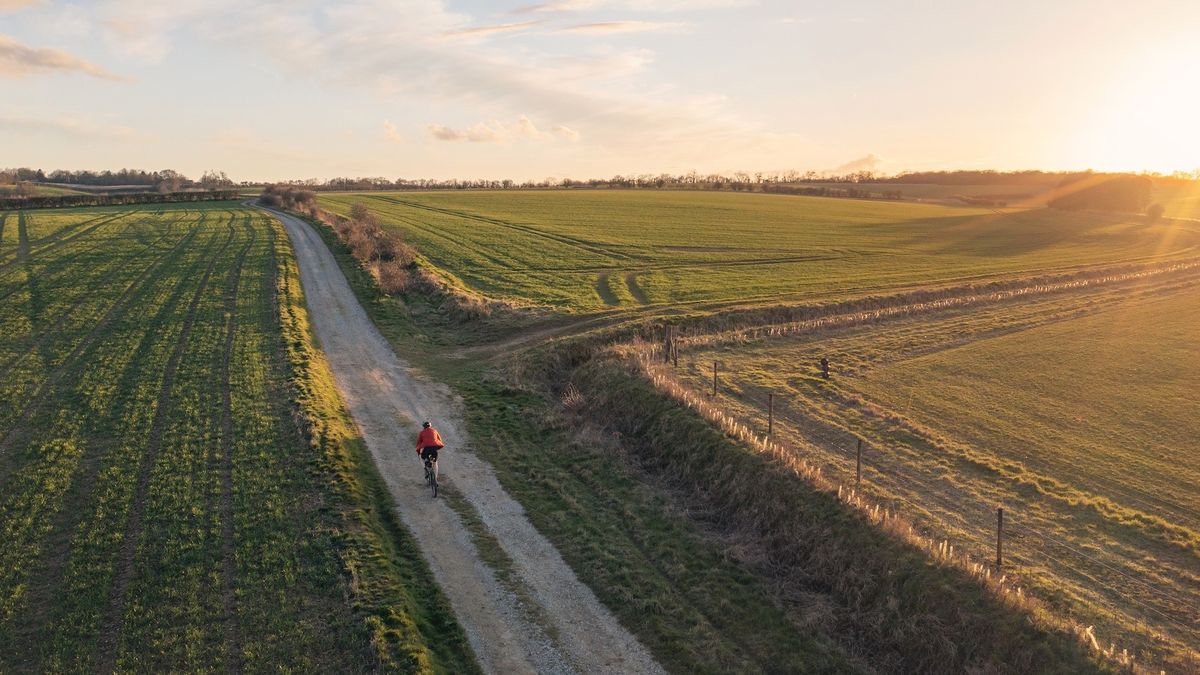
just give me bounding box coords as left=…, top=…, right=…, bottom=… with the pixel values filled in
left=416, top=421, right=445, bottom=464
left=820, top=357, right=830, bottom=380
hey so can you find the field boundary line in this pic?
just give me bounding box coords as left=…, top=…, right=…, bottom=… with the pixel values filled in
left=634, top=341, right=1199, bottom=668
left=678, top=258, right=1200, bottom=349
left=628, top=353, right=1145, bottom=669
left=95, top=223, right=236, bottom=674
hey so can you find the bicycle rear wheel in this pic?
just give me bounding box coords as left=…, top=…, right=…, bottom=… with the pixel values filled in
left=430, top=461, right=438, bottom=498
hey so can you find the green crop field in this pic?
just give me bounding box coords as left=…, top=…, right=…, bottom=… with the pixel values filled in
left=0, top=184, right=89, bottom=198
left=1155, top=181, right=1200, bottom=219
left=319, top=190, right=1200, bottom=312
left=0, top=203, right=473, bottom=672
left=668, top=274, right=1200, bottom=667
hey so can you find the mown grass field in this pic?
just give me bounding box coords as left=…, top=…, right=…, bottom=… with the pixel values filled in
left=0, top=203, right=475, bottom=672
left=318, top=190, right=1200, bottom=312
left=669, top=275, right=1200, bottom=668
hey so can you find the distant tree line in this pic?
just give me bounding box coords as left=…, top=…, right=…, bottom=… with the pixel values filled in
left=1, top=167, right=236, bottom=193
left=0, top=189, right=241, bottom=210
left=276, top=168, right=1193, bottom=199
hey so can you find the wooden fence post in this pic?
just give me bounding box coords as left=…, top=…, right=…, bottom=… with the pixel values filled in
left=768, top=393, right=774, bottom=437
left=996, top=507, right=1004, bottom=570
left=712, top=361, right=718, bottom=397
left=856, top=438, right=862, bottom=485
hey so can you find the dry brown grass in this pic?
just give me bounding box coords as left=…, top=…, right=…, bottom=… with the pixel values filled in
left=519, top=336, right=1121, bottom=674
left=282, top=199, right=514, bottom=322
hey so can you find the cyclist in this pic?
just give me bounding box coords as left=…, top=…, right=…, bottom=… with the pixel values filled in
left=415, top=421, right=445, bottom=466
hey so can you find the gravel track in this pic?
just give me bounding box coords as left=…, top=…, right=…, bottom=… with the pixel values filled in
left=271, top=207, right=663, bottom=675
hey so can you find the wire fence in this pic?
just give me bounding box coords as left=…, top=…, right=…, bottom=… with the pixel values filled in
left=626, top=339, right=1199, bottom=671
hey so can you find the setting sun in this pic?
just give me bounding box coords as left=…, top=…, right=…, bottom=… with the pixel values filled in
left=1075, top=40, right=1200, bottom=173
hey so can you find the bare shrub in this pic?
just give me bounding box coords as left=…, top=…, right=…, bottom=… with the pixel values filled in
left=393, top=241, right=417, bottom=266
left=345, top=230, right=373, bottom=259
left=376, top=261, right=411, bottom=294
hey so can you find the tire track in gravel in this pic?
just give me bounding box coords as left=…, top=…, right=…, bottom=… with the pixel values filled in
left=95, top=224, right=237, bottom=675
left=269, top=206, right=663, bottom=675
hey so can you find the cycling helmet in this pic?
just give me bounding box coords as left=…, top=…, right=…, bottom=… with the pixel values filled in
left=422, top=421, right=431, bottom=428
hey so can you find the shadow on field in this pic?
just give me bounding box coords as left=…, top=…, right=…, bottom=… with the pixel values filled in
left=891, top=208, right=1185, bottom=257
left=16, top=212, right=48, bottom=340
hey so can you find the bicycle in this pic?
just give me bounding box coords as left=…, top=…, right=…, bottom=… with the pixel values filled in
left=423, top=455, right=439, bottom=498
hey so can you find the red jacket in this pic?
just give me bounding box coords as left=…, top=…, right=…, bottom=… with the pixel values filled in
left=416, top=427, right=444, bottom=452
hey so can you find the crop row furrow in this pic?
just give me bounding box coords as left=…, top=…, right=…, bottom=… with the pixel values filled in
left=95, top=221, right=237, bottom=673
left=0, top=208, right=187, bottom=312
left=385, top=196, right=637, bottom=262
left=0, top=211, right=193, bottom=385
left=111, top=230, right=241, bottom=671
left=34, top=222, right=231, bottom=673
left=215, top=214, right=256, bottom=672
left=0, top=223, right=205, bottom=454
left=0, top=220, right=226, bottom=670
left=0, top=210, right=134, bottom=279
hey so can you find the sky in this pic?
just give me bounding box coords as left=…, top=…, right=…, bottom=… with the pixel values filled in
left=1, top=0, right=1198, bottom=182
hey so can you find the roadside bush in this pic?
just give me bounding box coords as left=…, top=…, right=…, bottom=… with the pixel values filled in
left=270, top=195, right=509, bottom=321
left=263, top=184, right=318, bottom=215
left=375, top=261, right=412, bottom=294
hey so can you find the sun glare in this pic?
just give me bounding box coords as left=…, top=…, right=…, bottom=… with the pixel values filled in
left=1075, top=42, right=1200, bottom=174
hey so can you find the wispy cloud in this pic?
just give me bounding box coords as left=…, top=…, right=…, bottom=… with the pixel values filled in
left=441, top=20, right=542, bottom=40
left=556, top=21, right=684, bottom=34
left=832, top=153, right=882, bottom=174
left=0, top=34, right=126, bottom=80
left=427, top=115, right=579, bottom=143
left=383, top=120, right=403, bottom=143
left=82, top=0, right=767, bottom=163
left=0, top=112, right=136, bottom=139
